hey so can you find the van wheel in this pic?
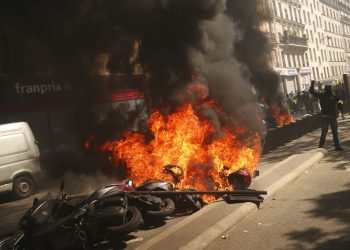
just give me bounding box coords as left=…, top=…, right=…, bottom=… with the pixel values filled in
left=13, top=176, right=34, bottom=199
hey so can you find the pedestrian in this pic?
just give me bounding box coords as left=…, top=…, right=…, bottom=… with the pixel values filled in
left=309, top=80, right=344, bottom=151
left=296, top=91, right=303, bottom=113
left=301, top=91, right=312, bottom=114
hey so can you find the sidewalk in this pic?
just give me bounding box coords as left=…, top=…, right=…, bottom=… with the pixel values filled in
left=130, top=117, right=349, bottom=250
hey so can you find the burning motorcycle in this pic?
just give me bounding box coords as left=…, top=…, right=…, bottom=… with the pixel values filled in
left=123, top=180, right=176, bottom=221
left=0, top=181, right=143, bottom=250
left=135, top=179, right=205, bottom=216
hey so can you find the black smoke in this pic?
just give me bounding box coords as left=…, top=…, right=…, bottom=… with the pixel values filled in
left=226, top=0, right=287, bottom=111
left=0, top=0, right=287, bottom=177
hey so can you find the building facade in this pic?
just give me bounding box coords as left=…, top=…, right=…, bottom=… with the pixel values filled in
left=268, top=0, right=350, bottom=94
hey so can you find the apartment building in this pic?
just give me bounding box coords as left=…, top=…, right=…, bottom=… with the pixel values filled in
left=339, top=0, right=350, bottom=73
left=268, top=0, right=349, bottom=94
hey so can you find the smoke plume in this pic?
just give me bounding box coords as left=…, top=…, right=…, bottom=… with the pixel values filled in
left=226, top=0, right=287, bottom=110
left=0, top=0, right=287, bottom=176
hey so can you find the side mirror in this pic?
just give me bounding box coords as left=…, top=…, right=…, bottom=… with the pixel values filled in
left=60, top=180, right=65, bottom=193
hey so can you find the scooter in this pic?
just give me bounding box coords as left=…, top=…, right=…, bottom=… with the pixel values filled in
left=121, top=180, right=175, bottom=221
left=135, top=178, right=204, bottom=216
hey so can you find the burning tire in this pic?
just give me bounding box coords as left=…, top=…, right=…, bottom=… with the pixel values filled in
left=105, top=206, right=143, bottom=235
left=144, top=197, right=175, bottom=219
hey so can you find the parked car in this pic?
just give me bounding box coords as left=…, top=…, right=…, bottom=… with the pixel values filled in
left=0, top=122, right=42, bottom=198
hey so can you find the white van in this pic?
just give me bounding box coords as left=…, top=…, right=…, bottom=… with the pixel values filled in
left=0, top=122, right=42, bottom=198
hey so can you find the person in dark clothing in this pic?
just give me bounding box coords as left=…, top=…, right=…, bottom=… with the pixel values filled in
left=310, top=80, right=344, bottom=151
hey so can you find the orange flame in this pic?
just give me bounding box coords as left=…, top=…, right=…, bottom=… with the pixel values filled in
left=270, top=105, right=293, bottom=126
left=100, top=101, right=261, bottom=195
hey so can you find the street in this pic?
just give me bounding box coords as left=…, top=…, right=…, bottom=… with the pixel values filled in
left=207, top=125, right=350, bottom=250
left=1, top=119, right=348, bottom=249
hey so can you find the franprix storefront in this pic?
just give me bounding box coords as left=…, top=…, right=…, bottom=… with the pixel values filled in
left=275, top=68, right=298, bottom=94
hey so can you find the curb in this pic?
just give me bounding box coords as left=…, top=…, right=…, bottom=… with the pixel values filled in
left=179, top=149, right=327, bottom=250
left=136, top=149, right=327, bottom=250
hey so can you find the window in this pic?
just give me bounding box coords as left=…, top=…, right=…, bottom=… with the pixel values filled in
left=289, top=6, right=293, bottom=21
left=313, top=21, right=316, bottom=32
left=279, top=3, right=283, bottom=18
left=309, top=48, right=313, bottom=61
left=282, top=52, right=287, bottom=67
left=311, top=31, right=314, bottom=42
left=294, top=8, right=298, bottom=22
left=273, top=0, right=278, bottom=16
left=313, top=48, right=316, bottom=61
left=301, top=54, right=305, bottom=67
left=287, top=53, right=292, bottom=67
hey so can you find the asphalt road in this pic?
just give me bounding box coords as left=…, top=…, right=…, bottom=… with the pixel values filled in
left=207, top=145, right=350, bottom=250
left=1, top=117, right=348, bottom=249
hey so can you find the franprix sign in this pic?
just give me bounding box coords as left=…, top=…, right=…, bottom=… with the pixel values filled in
left=0, top=75, right=145, bottom=114
left=14, top=82, right=72, bottom=95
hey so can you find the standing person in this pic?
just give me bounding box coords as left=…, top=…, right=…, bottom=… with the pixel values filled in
left=310, top=80, right=344, bottom=151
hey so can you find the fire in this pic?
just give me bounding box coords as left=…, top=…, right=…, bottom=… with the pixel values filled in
left=100, top=101, right=261, bottom=195
left=270, top=105, right=293, bottom=126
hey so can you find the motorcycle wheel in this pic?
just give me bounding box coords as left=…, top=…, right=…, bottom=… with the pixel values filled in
left=174, top=193, right=204, bottom=216
left=105, top=206, right=143, bottom=235
left=0, top=236, right=16, bottom=250
left=144, top=198, right=175, bottom=219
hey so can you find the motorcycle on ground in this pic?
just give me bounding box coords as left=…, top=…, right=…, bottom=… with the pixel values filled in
left=0, top=181, right=143, bottom=250
left=132, top=180, right=176, bottom=220
left=135, top=178, right=204, bottom=216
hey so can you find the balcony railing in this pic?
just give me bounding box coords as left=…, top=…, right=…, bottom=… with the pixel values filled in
left=279, top=33, right=308, bottom=47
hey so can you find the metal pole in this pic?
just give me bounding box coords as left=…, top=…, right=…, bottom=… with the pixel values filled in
left=128, top=190, right=267, bottom=196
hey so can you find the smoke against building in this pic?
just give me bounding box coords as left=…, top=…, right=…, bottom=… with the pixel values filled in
left=0, top=0, right=288, bottom=177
